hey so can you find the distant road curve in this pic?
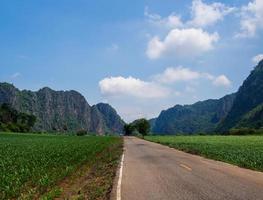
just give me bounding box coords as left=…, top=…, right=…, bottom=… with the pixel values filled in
left=114, top=136, right=263, bottom=200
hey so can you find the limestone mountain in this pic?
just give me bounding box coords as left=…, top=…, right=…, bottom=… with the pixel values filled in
left=0, top=83, right=124, bottom=134
left=217, top=60, right=263, bottom=132
left=235, top=103, right=263, bottom=129
left=152, top=94, right=236, bottom=135
left=152, top=59, right=263, bottom=135
left=95, top=103, right=125, bottom=134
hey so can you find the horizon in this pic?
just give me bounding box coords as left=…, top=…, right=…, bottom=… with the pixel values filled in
left=1, top=0, right=263, bottom=122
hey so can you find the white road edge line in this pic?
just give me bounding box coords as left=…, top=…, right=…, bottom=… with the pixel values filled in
left=117, top=153, right=124, bottom=200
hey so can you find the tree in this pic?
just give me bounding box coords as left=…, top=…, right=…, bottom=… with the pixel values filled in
left=123, top=118, right=150, bottom=138
left=123, top=124, right=135, bottom=136
left=0, top=103, right=37, bottom=132
left=76, top=129, right=87, bottom=136
left=133, top=118, right=150, bottom=138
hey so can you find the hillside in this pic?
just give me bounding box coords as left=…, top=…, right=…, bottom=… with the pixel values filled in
left=151, top=59, right=263, bottom=135
left=0, top=83, right=124, bottom=134
left=236, top=103, right=263, bottom=129
left=0, top=103, right=36, bottom=132
left=152, top=94, right=236, bottom=134
left=95, top=103, right=125, bottom=134
left=217, top=60, right=263, bottom=132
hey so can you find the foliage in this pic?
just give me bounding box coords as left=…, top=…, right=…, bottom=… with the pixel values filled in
left=235, top=103, right=263, bottom=129
left=228, top=128, right=263, bottom=135
left=76, top=129, right=88, bottom=136
left=229, top=128, right=256, bottom=135
left=123, top=124, right=135, bottom=136
left=0, top=103, right=36, bottom=132
left=0, top=133, right=122, bottom=199
left=133, top=118, right=150, bottom=137
left=145, top=135, right=263, bottom=171
left=124, top=118, right=150, bottom=137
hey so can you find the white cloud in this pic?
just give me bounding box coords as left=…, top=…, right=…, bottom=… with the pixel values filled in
left=213, top=75, right=231, bottom=87
left=154, top=67, right=201, bottom=83
left=11, top=72, right=21, bottom=79
left=188, top=0, right=235, bottom=28
left=154, top=66, right=231, bottom=88
left=99, top=68, right=232, bottom=121
left=236, top=0, right=263, bottom=38
left=144, top=7, right=183, bottom=29
left=146, top=28, right=219, bottom=59
left=252, top=54, right=263, bottom=64
left=99, top=76, right=170, bottom=99
left=145, top=1, right=234, bottom=29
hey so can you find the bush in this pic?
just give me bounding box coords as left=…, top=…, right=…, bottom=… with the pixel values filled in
left=76, top=130, right=87, bottom=136
left=124, top=118, right=150, bottom=138
left=123, top=124, right=135, bottom=136
left=229, top=128, right=256, bottom=135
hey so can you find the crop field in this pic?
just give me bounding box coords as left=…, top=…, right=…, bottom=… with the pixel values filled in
left=145, top=135, right=263, bottom=171
left=0, top=133, right=123, bottom=200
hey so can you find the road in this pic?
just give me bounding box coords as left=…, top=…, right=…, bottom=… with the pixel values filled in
left=116, top=137, right=263, bottom=200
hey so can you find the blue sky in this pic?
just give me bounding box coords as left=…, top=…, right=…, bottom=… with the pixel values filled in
left=0, top=0, right=263, bottom=122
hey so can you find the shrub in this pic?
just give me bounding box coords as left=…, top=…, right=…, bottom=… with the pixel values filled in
left=76, top=129, right=87, bottom=136
left=124, top=118, right=150, bottom=138
left=229, top=128, right=256, bottom=135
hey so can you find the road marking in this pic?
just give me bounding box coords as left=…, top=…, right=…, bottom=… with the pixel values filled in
left=180, top=164, right=192, bottom=171
left=117, top=153, right=124, bottom=200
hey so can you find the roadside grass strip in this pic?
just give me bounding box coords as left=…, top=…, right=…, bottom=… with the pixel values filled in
left=145, top=135, right=263, bottom=171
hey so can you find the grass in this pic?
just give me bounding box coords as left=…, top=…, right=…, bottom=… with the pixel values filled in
left=145, top=135, right=263, bottom=171
left=0, top=133, right=123, bottom=200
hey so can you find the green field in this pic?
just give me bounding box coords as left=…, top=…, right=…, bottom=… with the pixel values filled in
left=0, top=133, right=123, bottom=200
left=145, top=135, right=263, bottom=171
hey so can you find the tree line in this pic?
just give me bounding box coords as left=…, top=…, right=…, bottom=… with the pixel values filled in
left=0, top=103, right=36, bottom=133
left=123, top=118, right=150, bottom=138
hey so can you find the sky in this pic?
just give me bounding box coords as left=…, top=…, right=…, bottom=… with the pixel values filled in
left=0, top=0, right=263, bottom=122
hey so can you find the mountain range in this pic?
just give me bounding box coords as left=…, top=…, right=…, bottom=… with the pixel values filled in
left=0, top=83, right=124, bottom=135
left=151, top=59, right=263, bottom=134
left=1, top=59, right=263, bottom=135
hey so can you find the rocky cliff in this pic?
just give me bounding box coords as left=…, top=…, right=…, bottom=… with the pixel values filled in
left=217, top=60, right=263, bottom=132
left=0, top=83, right=124, bottom=134
left=152, top=93, right=236, bottom=134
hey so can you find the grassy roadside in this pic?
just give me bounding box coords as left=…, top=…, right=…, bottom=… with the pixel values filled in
left=145, top=135, right=263, bottom=172
left=0, top=133, right=123, bottom=200
left=52, top=136, right=123, bottom=200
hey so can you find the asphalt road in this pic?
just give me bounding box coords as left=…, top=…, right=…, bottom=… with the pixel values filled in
left=119, top=137, right=263, bottom=200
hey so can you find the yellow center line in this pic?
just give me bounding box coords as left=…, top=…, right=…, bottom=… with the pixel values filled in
left=180, top=164, right=192, bottom=171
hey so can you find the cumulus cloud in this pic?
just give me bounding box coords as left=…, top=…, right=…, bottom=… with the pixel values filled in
left=146, top=28, right=219, bottom=59
left=99, top=76, right=170, bottom=99
left=154, top=67, right=201, bottom=83
left=252, top=54, right=263, bottom=64
left=11, top=72, right=21, bottom=79
left=236, top=0, right=263, bottom=38
left=99, top=67, right=231, bottom=102
left=144, top=7, right=183, bottom=29
left=212, top=75, right=231, bottom=87
left=145, top=0, right=234, bottom=29
left=188, top=0, right=235, bottom=28
left=154, top=66, right=231, bottom=87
